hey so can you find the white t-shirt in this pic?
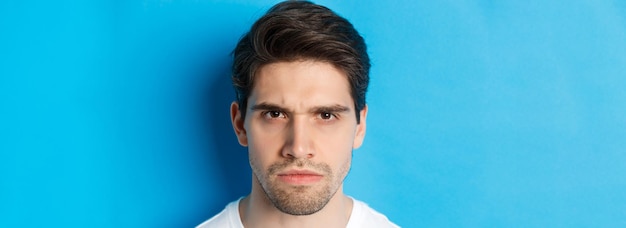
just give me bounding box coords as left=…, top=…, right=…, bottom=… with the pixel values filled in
left=196, top=197, right=399, bottom=228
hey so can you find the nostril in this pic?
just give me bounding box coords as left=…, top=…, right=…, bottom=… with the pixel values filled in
left=282, top=149, right=296, bottom=158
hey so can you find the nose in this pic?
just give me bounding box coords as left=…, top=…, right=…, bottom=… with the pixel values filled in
left=282, top=116, right=314, bottom=159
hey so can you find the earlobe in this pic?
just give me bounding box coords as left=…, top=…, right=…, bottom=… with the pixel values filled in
left=352, top=105, right=368, bottom=149
left=230, top=102, right=248, bottom=147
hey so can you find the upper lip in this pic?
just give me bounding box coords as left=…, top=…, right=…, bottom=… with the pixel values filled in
left=277, top=169, right=323, bottom=176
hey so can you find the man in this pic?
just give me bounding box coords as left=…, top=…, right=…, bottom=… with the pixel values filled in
left=198, top=1, right=398, bottom=227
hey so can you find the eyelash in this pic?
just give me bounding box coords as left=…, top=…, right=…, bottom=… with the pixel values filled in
left=260, top=111, right=338, bottom=121
left=262, top=111, right=286, bottom=119
left=318, top=112, right=337, bottom=120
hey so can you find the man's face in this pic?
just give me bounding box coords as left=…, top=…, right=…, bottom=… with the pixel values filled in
left=231, top=60, right=367, bottom=215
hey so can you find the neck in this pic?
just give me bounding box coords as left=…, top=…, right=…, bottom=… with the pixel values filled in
left=239, top=180, right=353, bottom=228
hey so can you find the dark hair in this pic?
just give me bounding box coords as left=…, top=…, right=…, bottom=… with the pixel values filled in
left=232, top=0, right=370, bottom=123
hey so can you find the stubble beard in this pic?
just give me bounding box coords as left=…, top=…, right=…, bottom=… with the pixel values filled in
left=251, top=157, right=351, bottom=216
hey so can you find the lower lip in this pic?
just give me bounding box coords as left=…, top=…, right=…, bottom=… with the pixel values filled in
left=278, top=174, right=323, bottom=185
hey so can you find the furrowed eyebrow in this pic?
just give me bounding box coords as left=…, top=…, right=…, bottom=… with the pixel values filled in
left=250, top=103, right=290, bottom=112
left=310, top=105, right=350, bottom=114
left=250, top=103, right=350, bottom=114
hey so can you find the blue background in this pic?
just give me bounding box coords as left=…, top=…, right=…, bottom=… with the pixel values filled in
left=1, top=0, right=625, bottom=227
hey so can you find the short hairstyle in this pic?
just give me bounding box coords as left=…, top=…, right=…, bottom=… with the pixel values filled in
left=232, top=0, right=370, bottom=123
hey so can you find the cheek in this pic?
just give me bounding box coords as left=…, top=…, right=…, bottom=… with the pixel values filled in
left=247, top=121, right=284, bottom=164
left=317, top=123, right=357, bottom=148
left=247, top=117, right=287, bottom=143
left=316, top=127, right=356, bottom=163
left=318, top=132, right=353, bottom=152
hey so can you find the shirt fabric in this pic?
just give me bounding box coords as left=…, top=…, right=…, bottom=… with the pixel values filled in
left=196, top=197, right=399, bottom=228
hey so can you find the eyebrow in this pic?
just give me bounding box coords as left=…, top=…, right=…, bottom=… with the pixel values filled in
left=310, top=104, right=350, bottom=114
left=250, top=102, right=351, bottom=114
left=250, top=103, right=289, bottom=112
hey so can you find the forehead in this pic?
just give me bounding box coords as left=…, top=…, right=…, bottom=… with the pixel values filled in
left=248, top=60, right=353, bottom=110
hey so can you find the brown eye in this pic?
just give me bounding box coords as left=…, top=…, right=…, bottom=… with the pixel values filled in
left=320, top=112, right=333, bottom=120
left=264, top=111, right=285, bottom=119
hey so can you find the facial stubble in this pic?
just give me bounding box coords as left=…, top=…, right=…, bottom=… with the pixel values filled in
left=251, top=156, right=351, bottom=216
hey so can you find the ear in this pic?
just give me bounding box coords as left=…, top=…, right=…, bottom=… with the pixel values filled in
left=352, top=105, right=368, bottom=149
left=230, top=102, right=248, bottom=147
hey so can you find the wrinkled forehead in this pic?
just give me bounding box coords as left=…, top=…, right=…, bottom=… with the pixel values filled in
left=248, top=60, right=354, bottom=112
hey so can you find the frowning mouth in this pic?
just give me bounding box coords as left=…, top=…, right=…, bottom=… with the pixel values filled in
left=277, top=170, right=323, bottom=185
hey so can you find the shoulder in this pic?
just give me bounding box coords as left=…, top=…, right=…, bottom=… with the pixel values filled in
left=196, top=199, right=244, bottom=228
left=347, top=198, right=400, bottom=228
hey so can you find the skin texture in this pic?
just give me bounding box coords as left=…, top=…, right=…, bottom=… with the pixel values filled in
left=230, top=60, right=368, bottom=227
